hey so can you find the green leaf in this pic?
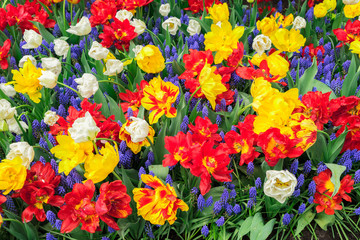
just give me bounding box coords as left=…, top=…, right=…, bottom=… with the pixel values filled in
left=30, top=21, right=55, bottom=43
left=153, top=120, right=168, bottom=164
left=255, top=219, right=276, bottom=240
left=238, top=216, right=253, bottom=238
left=93, top=88, right=110, bottom=118
left=341, top=55, right=360, bottom=97
left=297, top=58, right=318, bottom=95
left=249, top=213, right=264, bottom=240
left=105, top=95, right=126, bottom=123
left=325, top=163, right=346, bottom=197
left=201, top=186, right=226, bottom=216
left=326, top=128, right=347, bottom=163
left=295, top=210, right=316, bottom=236
left=81, top=51, right=91, bottom=73
left=306, top=132, right=327, bottom=165
left=148, top=165, right=169, bottom=180
left=314, top=212, right=335, bottom=231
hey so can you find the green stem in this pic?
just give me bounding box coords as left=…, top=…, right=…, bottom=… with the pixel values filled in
left=94, top=137, right=119, bottom=144
left=63, top=0, right=66, bottom=30
left=92, top=140, right=99, bottom=155
left=41, top=44, right=52, bottom=57
left=187, top=85, right=202, bottom=106
left=112, top=171, right=122, bottom=181
left=15, top=105, right=32, bottom=110
left=70, top=3, right=73, bottom=23
left=61, top=62, right=82, bottom=75
left=2, top=218, right=22, bottom=224
left=57, top=82, right=80, bottom=96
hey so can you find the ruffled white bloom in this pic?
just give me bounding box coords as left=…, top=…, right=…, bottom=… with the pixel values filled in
left=115, top=9, right=133, bottom=21
left=252, top=34, right=272, bottom=56
left=132, top=45, right=143, bottom=57
left=131, top=19, right=146, bottom=35
left=159, top=3, right=171, bottom=17
left=0, top=84, right=16, bottom=98
left=6, top=142, right=35, bottom=169
left=104, top=59, right=124, bottom=76
left=263, top=170, right=297, bottom=204
left=292, top=16, right=306, bottom=30
left=0, top=99, right=15, bottom=120
left=68, top=112, right=100, bottom=143
left=162, top=17, right=181, bottom=35
left=44, top=110, right=59, bottom=126
left=66, top=17, right=92, bottom=36
left=54, top=39, right=70, bottom=59
left=41, top=57, right=62, bottom=76
left=39, top=70, right=58, bottom=89
left=19, top=55, right=36, bottom=68
left=74, top=73, right=99, bottom=99
left=88, top=41, right=109, bottom=60
left=125, top=117, right=150, bottom=143
left=187, top=19, right=201, bottom=36
left=22, top=29, right=42, bottom=49
left=343, top=0, right=359, bottom=4
left=6, top=117, right=28, bottom=135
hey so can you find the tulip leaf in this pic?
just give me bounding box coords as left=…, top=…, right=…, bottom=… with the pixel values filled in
left=238, top=216, right=253, bottom=238
left=295, top=210, right=315, bottom=236
left=254, top=219, right=276, bottom=240
left=93, top=88, right=110, bottom=118
left=148, top=165, right=169, bottom=180
left=105, top=95, right=125, bottom=123
left=314, top=212, right=336, bottom=231
left=341, top=55, right=360, bottom=97
left=325, top=163, right=346, bottom=197
left=326, top=128, right=347, bottom=163
left=297, top=58, right=317, bottom=95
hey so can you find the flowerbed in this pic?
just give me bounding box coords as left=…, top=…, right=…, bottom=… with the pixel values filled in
left=0, top=0, right=360, bottom=239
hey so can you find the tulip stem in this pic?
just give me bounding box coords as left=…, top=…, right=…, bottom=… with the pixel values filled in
left=2, top=218, right=22, bottom=224
left=92, top=140, right=99, bottom=155
left=15, top=105, right=32, bottom=110
left=41, top=44, right=52, bottom=57
left=94, top=137, right=118, bottom=144
left=112, top=171, right=122, bottom=181
left=63, top=0, right=66, bottom=30
left=187, top=85, right=202, bottom=106
left=61, top=62, right=82, bottom=75
left=57, top=82, right=80, bottom=96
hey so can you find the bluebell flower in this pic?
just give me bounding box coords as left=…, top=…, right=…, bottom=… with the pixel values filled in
left=298, top=203, right=306, bottom=214
left=308, top=196, right=314, bottom=204
left=197, top=195, right=205, bottom=212
left=255, top=177, right=262, bottom=189
left=54, top=220, right=62, bottom=230
left=303, top=160, right=312, bottom=175
left=165, top=174, right=173, bottom=186
left=249, top=187, right=257, bottom=199
left=292, top=189, right=300, bottom=197
left=317, top=162, right=327, bottom=174
left=290, top=159, right=299, bottom=175
left=206, top=196, right=213, bottom=207
left=202, top=106, right=209, bottom=118
left=5, top=196, right=17, bottom=213
left=233, top=204, right=241, bottom=214
left=46, top=210, right=56, bottom=226
left=296, top=174, right=305, bottom=188
left=145, top=222, right=155, bottom=239
left=282, top=213, right=292, bottom=225
left=46, top=233, right=57, bottom=240
left=221, top=189, right=229, bottom=203
left=247, top=162, right=254, bottom=175
left=308, top=180, right=316, bottom=196
left=354, top=207, right=360, bottom=215
left=213, top=201, right=223, bottom=214
left=191, top=187, right=199, bottom=195
left=354, top=170, right=360, bottom=184
left=216, top=216, right=225, bottom=227
left=201, top=225, right=209, bottom=237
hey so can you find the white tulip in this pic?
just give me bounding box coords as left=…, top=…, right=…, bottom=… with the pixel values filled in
left=54, top=39, right=70, bottom=59
left=0, top=83, right=16, bottom=98
left=263, top=170, right=297, bottom=204
left=68, top=112, right=100, bottom=143
left=162, top=17, right=181, bottom=35
left=41, top=57, right=62, bottom=76
left=19, top=55, right=36, bottom=68
left=292, top=16, right=306, bottom=30
left=6, top=142, right=35, bottom=169
left=6, top=117, right=28, bottom=135
left=125, top=117, right=150, bottom=143
left=115, top=10, right=133, bottom=21
left=343, top=0, right=359, bottom=4
left=131, top=19, right=146, bottom=35
left=22, top=29, right=42, bottom=49
left=89, top=41, right=109, bottom=60
left=66, top=17, right=92, bottom=36
left=74, top=73, right=99, bottom=99
left=187, top=19, right=201, bottom=36
left=0, top=99, right=15, bottom=120
left=44, top=110, right=59, bottom=126
left=39, top=70, right=58, bottom=89
left=159, top=3, right=171, bottom=17
left=104, top=59, right=124, bottom=76
left=252, top=34, right=272, bottom=56
left=132, top=45, right=143, bottom=57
